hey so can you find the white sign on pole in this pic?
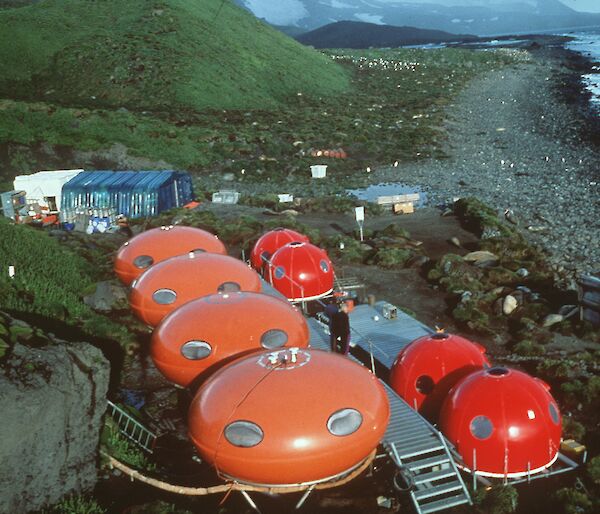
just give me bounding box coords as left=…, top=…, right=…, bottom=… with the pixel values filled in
left=355, top=206, right=365, bottom=222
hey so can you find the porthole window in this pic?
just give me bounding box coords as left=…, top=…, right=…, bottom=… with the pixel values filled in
left=152, top=288, right=177, bottom=305
left=181, top=341, right=212, bottom=360
left=218, top=282, right=241, bottom=293
left=261, top=329, right=288, bottom=349
left=415, top=375, right=435, bottom=395
left=549, top=403, right=560, bottom=425
left=320, top=259, right=330, bottom=273
left=225, top=421, right=264, bottom=448
left=327, top=408, right=363, bottom=437
left=133, top=255, right=153, bottom=269
left=274, top=266, right=285, bottom=279
left=470, top=416, right=494, bottom=440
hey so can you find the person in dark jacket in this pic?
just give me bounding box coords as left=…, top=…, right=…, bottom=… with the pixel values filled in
left=330, top=301, right=350, bottom=355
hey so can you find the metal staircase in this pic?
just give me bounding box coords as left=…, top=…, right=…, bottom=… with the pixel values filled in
left=382, top=383, right=471, bottom=514
left=106, top=400, right=157, bottom=453
left=306, top=317, right=471, bottom=514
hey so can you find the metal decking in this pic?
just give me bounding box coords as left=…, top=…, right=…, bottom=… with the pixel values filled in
left=347, top=301, right=434, bottom=369
left=307, top=317, right=471, bottom=514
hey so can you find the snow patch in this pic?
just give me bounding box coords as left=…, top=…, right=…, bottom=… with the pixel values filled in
left=244, top=0, right=308, bottom=26
left=354, top=12, right=384, bottom=24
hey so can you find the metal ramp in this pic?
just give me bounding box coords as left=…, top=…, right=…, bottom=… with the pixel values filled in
left=306, top=318, right=471, bottom=514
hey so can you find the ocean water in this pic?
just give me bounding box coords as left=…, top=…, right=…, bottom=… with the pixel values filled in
left=564, top=30, right=600, bottom=108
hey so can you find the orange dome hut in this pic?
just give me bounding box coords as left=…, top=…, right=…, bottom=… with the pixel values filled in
left=151, top=292, right=310, bottom=387
left=267, top=242, right=334, bottom=302
left=188, top=348, right=390, bottom=486
left=250, top=228, right=309, bottom=272
left=114, top=226, right=226, bottom=285
left=129, top=253, right=262, bottom=327
left=439, top=367, right=562, bottom=478
left=390, top=332, right=490, bottom=421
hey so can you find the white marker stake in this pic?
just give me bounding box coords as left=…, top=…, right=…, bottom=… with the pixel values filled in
left=8, top=266, right=15, bottom=279
left=355, top=206, right=365, bottom=242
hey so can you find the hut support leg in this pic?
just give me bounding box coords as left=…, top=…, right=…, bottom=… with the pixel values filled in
left=240, top=490, right=262, bottom=514
left=296, top=485, right=316, bottom=510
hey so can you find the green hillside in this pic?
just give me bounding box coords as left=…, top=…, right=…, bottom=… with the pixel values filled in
left=0, top=0, right=350, bottom=111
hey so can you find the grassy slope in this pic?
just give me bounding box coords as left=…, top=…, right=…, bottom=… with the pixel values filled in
left=0, top=0, right=349, bottom=111
left=0, top=218, right=131, bottom=344
left=0, top=47, right=520, bottom=193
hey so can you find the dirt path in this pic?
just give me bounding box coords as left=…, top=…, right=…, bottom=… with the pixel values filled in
left=374, top=55, right=600, bottom=276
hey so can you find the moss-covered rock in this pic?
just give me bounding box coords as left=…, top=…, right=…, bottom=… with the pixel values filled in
left=513, top=339, right=546, bottom=356
left=373, top=247, right=413, bottom=269
left=453, top=197, right=514, bottom=239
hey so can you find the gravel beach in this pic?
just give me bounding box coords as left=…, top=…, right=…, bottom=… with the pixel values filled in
left=373, top=47, right=600, bottom=277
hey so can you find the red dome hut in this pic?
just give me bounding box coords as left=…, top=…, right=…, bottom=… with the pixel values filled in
left=129, top=253, right=262, bottom=327
left=114, top=226, right=226, bottom=285
left=390, top=332, right=490, bottom=420
left=188, top=348, right=389, bottom=486
left=268, top=242, right=334, bottom=302
left=439, top=367, right=562, bottom=478
left=250, top=228, right=309, bottom=272
left=151, top=292, right=310, bottom=387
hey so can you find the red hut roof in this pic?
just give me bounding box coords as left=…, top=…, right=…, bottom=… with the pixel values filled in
left=390, top=332, right=490, bottom=421
left=151, top=292, right=310, bottom=387
left=129, top=253, right=261, bottom=327
left=268, top=242, right=334, bottom=302
left=188, top=348, right=389, bottom=486
left=439, top=367, right=562, bottom=478
left=114, top=226, right=226, bottom=285
left=250, top=228, right=309, bottom=271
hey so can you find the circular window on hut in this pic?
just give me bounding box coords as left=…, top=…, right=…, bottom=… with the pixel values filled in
left=225, top=421, right=264, bottom=448
left=470, top=416, right=494, bottom=440
left=152, top=288, right=177, bottom=305
left=274, top=266, right=286, bottom=280
left=217, top=282, right=241, bottom=293
left=320, top=259, right=330, bottom=273
left=549, top=403, right=560, bottom=425
left=180, top=341, right=212, bottom=360
left=261, top=329, right=288, bottom=349
left=133, top=255, right=153, bottom=269
left=327, top=408, right=363, bottom=437
left=416, top=375, right=435, bottom=395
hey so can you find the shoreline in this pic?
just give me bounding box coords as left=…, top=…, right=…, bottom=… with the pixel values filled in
left=368, top=39, right=600, bottom=278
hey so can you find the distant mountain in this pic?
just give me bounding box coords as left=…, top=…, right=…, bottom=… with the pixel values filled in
left=297, top=21, right=476, bottom=49
left=272, top=24, right=308, bottom=37
left=234, top=0, right=600, bottom=36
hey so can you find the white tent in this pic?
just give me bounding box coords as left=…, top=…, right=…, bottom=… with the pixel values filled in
left=13, top=169, right=84, bottom=212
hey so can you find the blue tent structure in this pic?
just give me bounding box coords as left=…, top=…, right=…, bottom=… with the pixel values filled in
left=60, top=171, right=193, bottom=220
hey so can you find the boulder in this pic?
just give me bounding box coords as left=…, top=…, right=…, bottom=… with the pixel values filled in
left=542, top=314, right=564, bottom=328
left=0, top=340, right=110, bottom=513
left=84, top=280, right=128, bottom=312
left=503, top=295, right=518, bottom=315
left=463, top=251, right=499, bottom=268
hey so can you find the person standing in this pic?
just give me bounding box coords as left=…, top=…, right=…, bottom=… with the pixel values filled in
left=330, top=302, right=350, bottom=355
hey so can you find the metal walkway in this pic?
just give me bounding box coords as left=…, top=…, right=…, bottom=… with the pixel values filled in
left=307, top=318, right=471, bottom=514
left=347, top=301, right=434, bottom=369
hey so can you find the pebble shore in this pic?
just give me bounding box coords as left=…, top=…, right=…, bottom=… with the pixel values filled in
left=373, top=48, right=600, bottom=277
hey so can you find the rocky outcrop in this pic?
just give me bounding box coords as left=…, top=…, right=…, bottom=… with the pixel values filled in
left=0, top=313, right=110, bottom=514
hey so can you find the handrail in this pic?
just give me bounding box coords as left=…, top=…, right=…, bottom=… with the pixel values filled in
left=261, top=254, right=307, bottom=309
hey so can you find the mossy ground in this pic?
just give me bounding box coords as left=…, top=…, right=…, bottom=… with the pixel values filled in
left=0, top=32, right=518, bottom=190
